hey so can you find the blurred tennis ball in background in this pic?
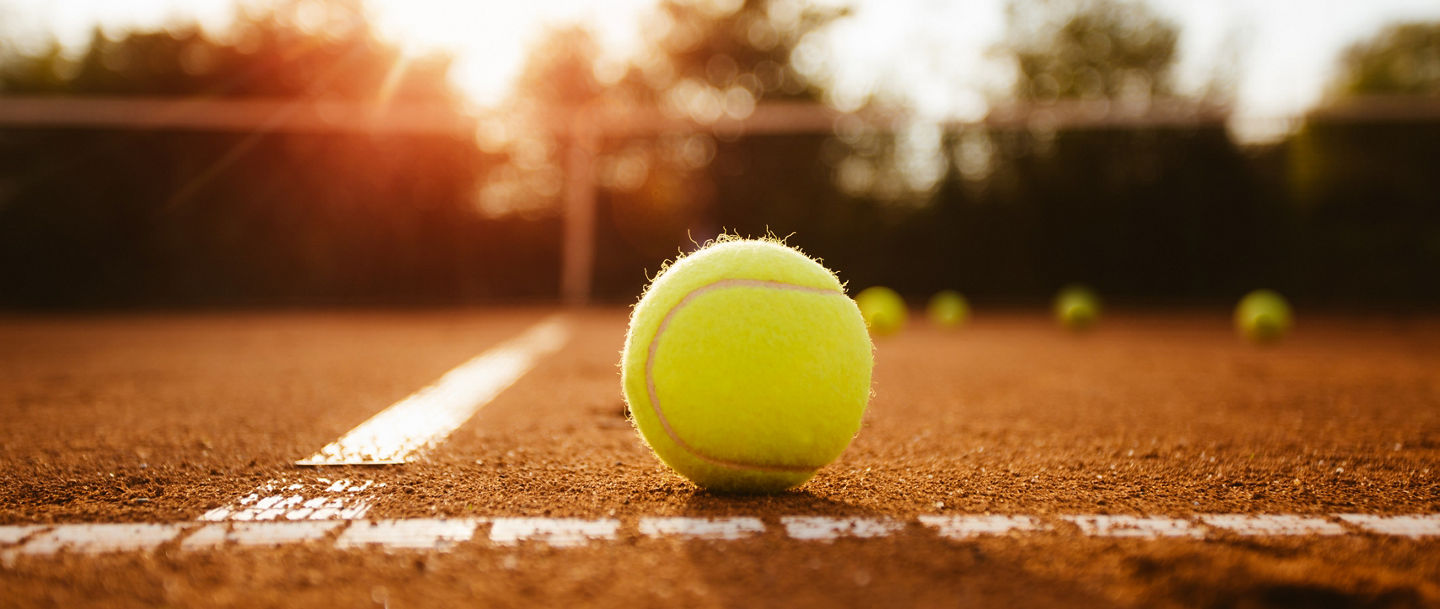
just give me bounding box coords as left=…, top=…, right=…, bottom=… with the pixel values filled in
left=1235, top=289, right=1293, bottom=343
left=854, top=286, right=907, bottom=336
left=927, top=290, right=970, bottom=328
left=621, top=237, right=873, bottom=493
left=1054, top=285, right=1101, bottom=332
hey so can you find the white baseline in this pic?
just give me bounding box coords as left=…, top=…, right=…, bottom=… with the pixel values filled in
left=4, top=513, right=1438, bottom=558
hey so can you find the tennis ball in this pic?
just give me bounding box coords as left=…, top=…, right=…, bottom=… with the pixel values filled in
left=1054, top=285, right=1100, bottom=332
left=854, top=286, right=907, bottom=336
left=620, top=237, right=873, bottom=493
left=928, top=290, right=970, bottom=328
left=1235, top=289, right=1293, bottom=343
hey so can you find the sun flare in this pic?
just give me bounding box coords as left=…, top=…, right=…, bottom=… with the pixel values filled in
left=363, top=0, right=656, bottom=106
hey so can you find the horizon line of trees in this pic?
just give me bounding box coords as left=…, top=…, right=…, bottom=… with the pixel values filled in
left=1, top=0, right=1437, bottom=308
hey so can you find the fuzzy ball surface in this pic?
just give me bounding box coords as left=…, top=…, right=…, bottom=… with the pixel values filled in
left=620, top=238, right=874, bottom=493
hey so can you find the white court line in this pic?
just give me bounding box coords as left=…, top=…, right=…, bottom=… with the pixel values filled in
left=200, top=477, right=384, bottom=522
left=918, top=515, right=1045, bottom=539
left=5, top=514, right=1440, bottom=557
left=20, top=523, right=188, bottom=555
left=1201, top=514, right=1346, bottom=537
left=639, top=517, right=766, bottom=540
left=1063, top=515, right=1203, bottom=539
left=200, top=316, right=570, bottom=522
left=0, top=524, right=47, bottom=545
left=182, top=521, right=343, bottom=550
left=781, top=516, right=906, bottom=541
left=336, top=519, right=482, bottom=550
left=298, top=315, right=570, bottom=465
left=1336, top=514, right=1440, bottom=538
left=489, top=518, right=620, bottom=547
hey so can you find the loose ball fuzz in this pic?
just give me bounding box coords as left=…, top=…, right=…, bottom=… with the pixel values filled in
left=1054, top=285, right=1101, bottom=332
left=620, top=238, right=874, bottom=493
left=1235, top=289, right=1293, bottom=343
left=855, top=286, right=907, bottom=336
left=927, top=290, right=970, bottom=328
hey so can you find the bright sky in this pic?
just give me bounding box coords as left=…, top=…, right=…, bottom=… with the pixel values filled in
left=3, top=0, right=1439, bottom=119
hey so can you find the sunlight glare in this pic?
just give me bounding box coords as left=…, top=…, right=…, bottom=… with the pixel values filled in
left=363, top=0, right=659, bottom=107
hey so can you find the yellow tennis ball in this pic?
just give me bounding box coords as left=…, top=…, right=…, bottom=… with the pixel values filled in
left=1054, top=284, right=1100, bottom=332
left=1235, top=289, right=1293, bottom=343
left=927, top=290, right=970, bottom=328
left=854, top=286, right=907, bottom=336
left=620, top=238, right=874, bottom=493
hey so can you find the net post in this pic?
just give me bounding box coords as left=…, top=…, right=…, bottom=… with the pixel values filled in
left=561, top=114, right=598, bottom=306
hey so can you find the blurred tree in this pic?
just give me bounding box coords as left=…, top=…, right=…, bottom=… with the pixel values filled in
left=1286, top=21, right=1440, bottom=305
left=1332, top=22, right=1440, bottom=96
left=474, top=26, right=604, bottom=221
left=1, top=0, right=456, bottom=102
left=0, top=41, right=74, bottom=93
left=502, top=0, right=853, bottom=299
left=0, top=0, right=562, bottom=308
left=952, top=0, right=1279, bottom=303
left=513, top=26, right=606, bottom=109
left=999, top=0, right=1178, bottom=103
left=835, top=0, right=1186, bottom=222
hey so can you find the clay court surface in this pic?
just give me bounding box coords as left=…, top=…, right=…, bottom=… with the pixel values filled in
left=1, top=309, right=1438, bottom=607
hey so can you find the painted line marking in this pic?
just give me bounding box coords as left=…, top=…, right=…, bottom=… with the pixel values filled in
left=1063, top=515, right=1203, bottom=539
left=198, top=316, right=570, bottom=522
left=200, top=476, right=383, bottom=522
left=639, top=517, right=766, bottom=540
left=781, top=516, right=905, bottom=541
left=336, top=519, right=483, bottom=551
left=1201, top=514, right=1346, bottom=537
left=20, top=523, right=188, bottom=555
left=6, top=514, right=1439, bottom=557
left=917, top=515, right=1045, bottom=539
left=297, top=315, right=570, bottom=466
left=1336, top=514, right=1440, bottom=538
left=0, top=524, right=48, bottom=546
left=489, top=518, right=620, bottom=547
left=182, top=521, right=343, bottom=550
